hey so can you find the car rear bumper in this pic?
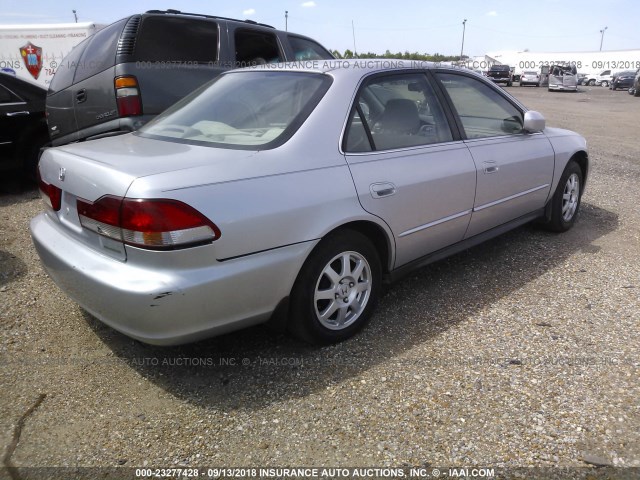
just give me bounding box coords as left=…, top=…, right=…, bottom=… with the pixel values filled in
left=548, top=84, right=577, bottom=91
left=30, top=212, right=315, bottom=345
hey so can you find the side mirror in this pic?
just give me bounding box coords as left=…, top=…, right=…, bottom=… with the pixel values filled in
left=523, top=110, right=545, bottom=133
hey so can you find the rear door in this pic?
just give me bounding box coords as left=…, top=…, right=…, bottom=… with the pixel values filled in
left=46, top=40, right=88, bottom=144
left=0, top=82, right=29, bottom=163
left=72, top=19, right=126, bottom=133
left=343, top=72, right=477, bottom=268
left=434, top=71, right=554, bottom=238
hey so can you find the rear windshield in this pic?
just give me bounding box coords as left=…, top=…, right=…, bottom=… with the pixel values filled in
left=490, top=65, right=510, bottom=71
left=138, top=71, right=332, bottom=150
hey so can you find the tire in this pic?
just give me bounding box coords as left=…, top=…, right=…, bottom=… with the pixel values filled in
left=289, top=230, right=381, bottom=344
left=543, top=161, right=583, bottom=232
left=601, top=81, right=609, bottom=87
left=588, top=79, right=596, bottom=86
left=635, top=88, right=640, bottom=97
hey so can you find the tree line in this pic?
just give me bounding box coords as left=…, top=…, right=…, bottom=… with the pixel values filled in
left=330, top=49, right=462, bottom=62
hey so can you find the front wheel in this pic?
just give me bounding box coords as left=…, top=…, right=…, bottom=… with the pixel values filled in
left=601, top=81, right=609, bottom=87
left=542, top=161, right=583, bottom=232
left=289, top=230, right=381, bottom=344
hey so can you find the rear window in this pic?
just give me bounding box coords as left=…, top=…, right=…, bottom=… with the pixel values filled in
left=138, top=71, right=331, bottom=150
left=288, top=36, right=333, bottom=61
left=135, top=17, right=217, bottom=62
left=490, top=65, right=510, bottom=71
left=74, top=19, right=126, bottom=83
left=234, top=29, right=283, bottom=65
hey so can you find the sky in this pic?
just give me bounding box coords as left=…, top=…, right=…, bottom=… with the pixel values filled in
left=1, top=0, right=639, bottom=57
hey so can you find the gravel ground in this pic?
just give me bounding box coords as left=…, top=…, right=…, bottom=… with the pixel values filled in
left=1, top=85, right=639, bottom=479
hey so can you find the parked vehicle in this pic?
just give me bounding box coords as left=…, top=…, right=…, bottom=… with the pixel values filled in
left=487, top=64, right=513, bottom=86
left=630, top=68, right=640, bottom=96
left=0, top=72, right=48, bottom=177
left=583, top=70, right=613, bottom=87
left=577, top=73, right=588, bottom=85
left=519, top=70, right=540, bottom=87
left=610, top=70, right=636, bottom=90
left=548, top=64, right=578, bottom=92
left=46, top=9, right=334, bottom=147
left=0, top=22, right=103, bottom=87
left=32, top=61, right=588, bottom=346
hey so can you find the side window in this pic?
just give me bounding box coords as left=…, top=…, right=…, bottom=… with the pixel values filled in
left=436, top=73, right=523, bottom=139
left=135, top=17, right=218, bottom=62
left=234, top=29, right=282, bottom=65
left=48, top=41, right=88, bottom=93
left=344, top=73, right=453, bottom=152
left=288, top=36, right=333, bottom=60
left=74, top=19, right=125, bottom=83
left=0, top=84, right=22, bottom=104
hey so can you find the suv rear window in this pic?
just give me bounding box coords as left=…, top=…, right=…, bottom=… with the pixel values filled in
left=135, top=17, right=218, bottom=62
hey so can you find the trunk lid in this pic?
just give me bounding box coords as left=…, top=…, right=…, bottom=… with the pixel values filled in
left=38, top=133, right=257, bottom=259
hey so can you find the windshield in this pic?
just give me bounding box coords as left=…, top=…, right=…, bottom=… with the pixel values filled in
left=138, top=71, right=332, bottom=149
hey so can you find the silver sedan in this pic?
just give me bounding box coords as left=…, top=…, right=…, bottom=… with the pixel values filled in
left=31, top=60, right=588, bottom=345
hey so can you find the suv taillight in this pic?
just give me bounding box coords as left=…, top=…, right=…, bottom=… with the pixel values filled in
left=37, top=170, right=62, bottom=211
left=77, top=196, right=221, bottom=250
left=115, top=76, right=142, bottom=117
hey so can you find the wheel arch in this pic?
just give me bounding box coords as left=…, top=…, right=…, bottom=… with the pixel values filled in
left=571, top=150, right=589, bottom=187
left=329, top=220, right=394, bottom=273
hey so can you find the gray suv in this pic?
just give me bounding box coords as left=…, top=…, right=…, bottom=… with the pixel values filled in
left=46, top=9, right=334, bottom=146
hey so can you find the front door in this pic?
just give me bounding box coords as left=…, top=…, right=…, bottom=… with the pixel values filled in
left=434, top=72, right=555, bottom=238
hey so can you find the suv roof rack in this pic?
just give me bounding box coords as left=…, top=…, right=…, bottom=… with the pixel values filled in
left=145, top=9, right=275, bottom=29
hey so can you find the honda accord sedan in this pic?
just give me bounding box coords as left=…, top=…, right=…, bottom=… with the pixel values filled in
left=31, top=60, right=588, bottom=345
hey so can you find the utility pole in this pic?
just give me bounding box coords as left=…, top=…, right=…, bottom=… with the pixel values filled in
left=460, top=19, right=467, bottom=62
left=599, top=26, right=607, bottom=51
left=285, top=11, right=288, bottom=31
left=352, top=20, right=357, bottom=57
left=72, top=10, right=78, bottom=23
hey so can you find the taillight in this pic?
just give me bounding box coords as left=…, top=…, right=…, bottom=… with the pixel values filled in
left=115, top=76, right=142, bottom=117
left=77, top=196, right=220, bottom=250
left=37, top=169, right=62, bottom=211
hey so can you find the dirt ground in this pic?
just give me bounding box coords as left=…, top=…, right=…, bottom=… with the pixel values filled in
left=1, top=84, right=638, bottom=479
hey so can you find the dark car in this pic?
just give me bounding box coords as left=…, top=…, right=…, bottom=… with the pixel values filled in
left=47, top=9, right=334, bottom=147
left=0, top=73, right=48, bottom=177
left=631, top=68, right=640, bottom=96
left=487, top=64, right=513, bottom=86
left=610, top=70, right=636, bottom=91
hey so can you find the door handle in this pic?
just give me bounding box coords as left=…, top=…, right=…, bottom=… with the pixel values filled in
left=370, top=182, right=396, bottom=198
left=76, top=89, right=87, bottom=103
left=483, top=161, right=499, bottom=174
left=6, top=111, right=29, bottom=117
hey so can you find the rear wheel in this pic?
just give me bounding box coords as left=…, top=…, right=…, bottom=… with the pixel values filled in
left=588, top=79, right=596, bottom=86
left=601, top=80, right=609, bottom=87
left=289, top=230, right=381, bottom=344
left=542, top=161, right=583, bottom=232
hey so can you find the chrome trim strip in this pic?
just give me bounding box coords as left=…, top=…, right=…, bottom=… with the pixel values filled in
left=399, top=209, right=472, bottom=238
left=474, top=184, right=550, bottom=212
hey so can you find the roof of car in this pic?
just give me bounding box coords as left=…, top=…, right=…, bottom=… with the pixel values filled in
left=229, top=59, right=468, bottom=77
